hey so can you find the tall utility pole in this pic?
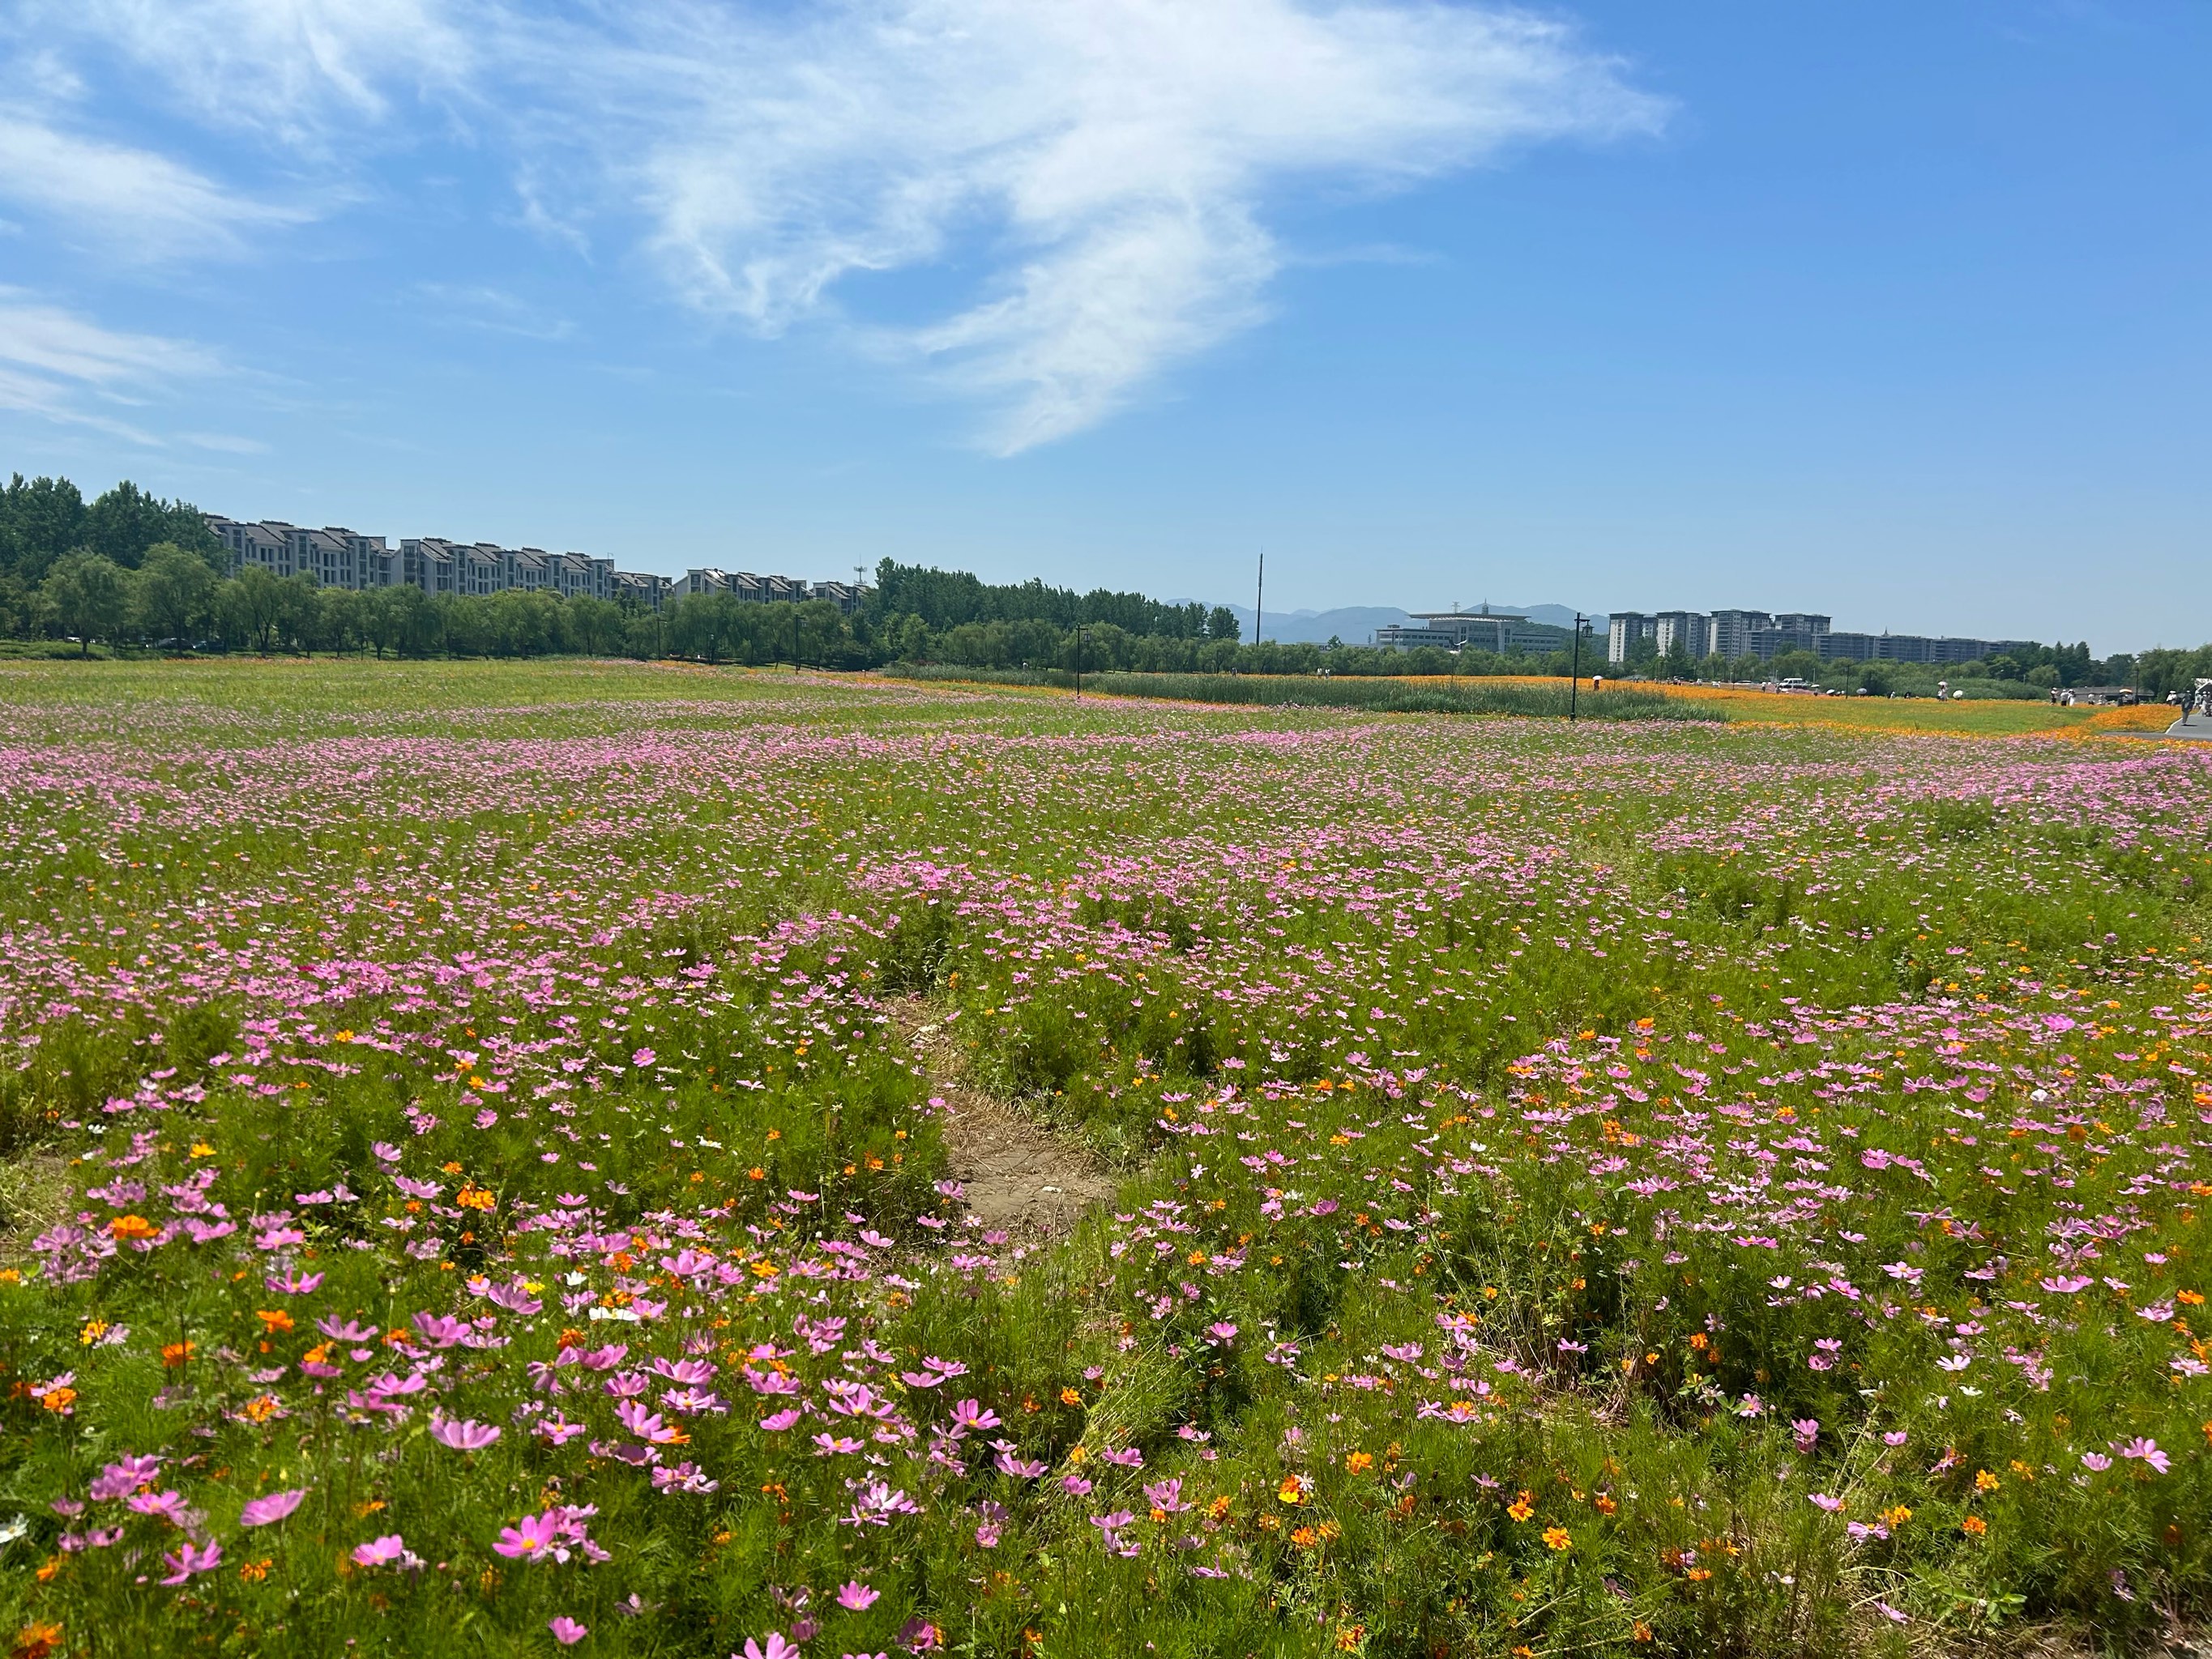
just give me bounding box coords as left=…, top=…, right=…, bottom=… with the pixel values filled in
left=1074, top=617, right=1084, bottom=699
left=1569, top=612, right=1586, bottom=722
left=1254, top=552, right=1264, bottom=651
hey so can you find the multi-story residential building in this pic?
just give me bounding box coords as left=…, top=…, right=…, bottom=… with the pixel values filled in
left=1607, top=612, right=1654, bottom=663
left=1653, top=611, right=1711, bottom=659
left=614, top=572, right=672, bottom=611
left=1749, top=623, right=1827, bottom=659
left=202, top=508, right=835, bottom=614
left=1818, top=631, right=1882, bottom=661
left=1706, top=609, right=1772, bottom=661
left=1612, top=605, right=2034, bottom=667
left=1376, top=609, right=1567, bottom=655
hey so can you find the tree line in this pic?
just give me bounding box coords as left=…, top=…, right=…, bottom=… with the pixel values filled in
left=6, top=472, right=2206, bottom=695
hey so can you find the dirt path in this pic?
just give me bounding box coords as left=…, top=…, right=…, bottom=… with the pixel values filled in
left=900, top=1003, right=1114, bottom=1235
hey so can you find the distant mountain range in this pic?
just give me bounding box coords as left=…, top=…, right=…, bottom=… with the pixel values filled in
left=1190, top=602, right=1607, bottom=646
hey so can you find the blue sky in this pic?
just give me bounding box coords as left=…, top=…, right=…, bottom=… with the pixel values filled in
left=1, top=0, right=2204, bottom=650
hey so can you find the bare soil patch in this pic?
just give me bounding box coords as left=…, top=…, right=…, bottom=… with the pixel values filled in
left=899, top=1002, right=1114, bottom=1235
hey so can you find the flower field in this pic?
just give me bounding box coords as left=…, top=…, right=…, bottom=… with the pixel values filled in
left=3, top=657, right=2211, bottom=1658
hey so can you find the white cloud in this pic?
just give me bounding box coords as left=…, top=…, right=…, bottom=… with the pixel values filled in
left=0, top=110, right=306, bottom=258
left=412, top=283, right=578, bottom=342
left=46, top=0, right=470, bottom=144
left=28, top=0, right=1665, bottom=450
left=554, top=0, right=1668, bottom=450
left=0, top=289, right=224, bottom=443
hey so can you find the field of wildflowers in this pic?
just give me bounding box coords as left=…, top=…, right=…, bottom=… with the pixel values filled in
left=2, top=657, right=2210, bottom=1658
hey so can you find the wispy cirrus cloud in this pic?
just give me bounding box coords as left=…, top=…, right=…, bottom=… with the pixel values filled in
left=533, top=0, right=1667, bottom=452
left=45, top=0, right=472, bottom=145
left=0, top=289, right=224, bottom=443
left=25, top=0, right=1666, bottom=450
left=0, top=110, right=309, bottom=258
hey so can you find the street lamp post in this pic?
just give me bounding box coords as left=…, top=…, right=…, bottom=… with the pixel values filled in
left=1569, top=612, right=1587, bottom=722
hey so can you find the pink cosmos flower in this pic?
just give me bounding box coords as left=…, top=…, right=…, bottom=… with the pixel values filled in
left=352, top=1533, right=410, bottom=1567
left=2118, top=1438, right=2170, bottom=1473
left=946, top=1398, right=1000, bottom=1435
left=2082, top=1452, right=2113, bottom=1471
left=738, top=1636, right=798, bottom=1659
left=496, top=1513, right=561, bottom=1559
left=631, top=1047, right=656, bottom=1068
left=429, top=1413, right=502, bottom=1452
left=160, top=1538, right=222, bottom=1585
left=549, top=1617, right=589, bottom=1645
left=239, top=1489, right=306, bottom=1527
left=835, top=1581, right=880, bottom=1610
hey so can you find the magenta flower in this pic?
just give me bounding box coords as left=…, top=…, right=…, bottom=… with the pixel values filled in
left=549, top=1617, right=589, bottom=1645
left=946, top=1398, right=1000, bottom=1435
left=2118, top=1437, right=2170, bottom=1473
left=429, top=1412, right=502, bottom=1452
left=1206, top=1322, right=1238, bottom=1346
left=495, top=1512, right=560, bottom=1559
left=89, top=1462, right=157, bottom=1505
left=2082, top=1452, right=2113, bottom=1471
left=631, top=1047, right=656, bottom=1068
left=738, top=1636, right=799, bottom=1659
left=159, top=1538, right=222, bottom=1585
left=1808, top=1493, right=1844, bottom=1512
left=239, top=1488, right=307, bottom=1528
left=352, top=1533, right=409, bottom=1567
left=835, top=1581, right=880, bottom=1611
left=1791, top=1419, right=1819, bottom=1454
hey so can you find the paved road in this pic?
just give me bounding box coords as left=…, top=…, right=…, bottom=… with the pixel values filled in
left=2116, top=715, right=2212, bottom=741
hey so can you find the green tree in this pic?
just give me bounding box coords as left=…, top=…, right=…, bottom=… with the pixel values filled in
left=0, top=573, right=45, bottom=640
left=566, top=596, right=628, bottom=655
left=221, top=567, right=289, bottom=655
left=42, top=551, right=134, bottom=655
left=441, top=595, right=493, bottom=656
left=135, top=542, right=220, bottom=646
left=274, top=574, right=322, bottom=653
left=0, top=475, right=88, bottom=582
left=387, top=586, right=442, bottom=657
left=1206, top=605, right=1241, bottom=642
left=83, top=481, right=220, bottom=568
left=316, top=587, right=365, bottom=656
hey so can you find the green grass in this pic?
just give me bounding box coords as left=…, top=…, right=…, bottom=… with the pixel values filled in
left=1, top=658, right=2210, bottom=1659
